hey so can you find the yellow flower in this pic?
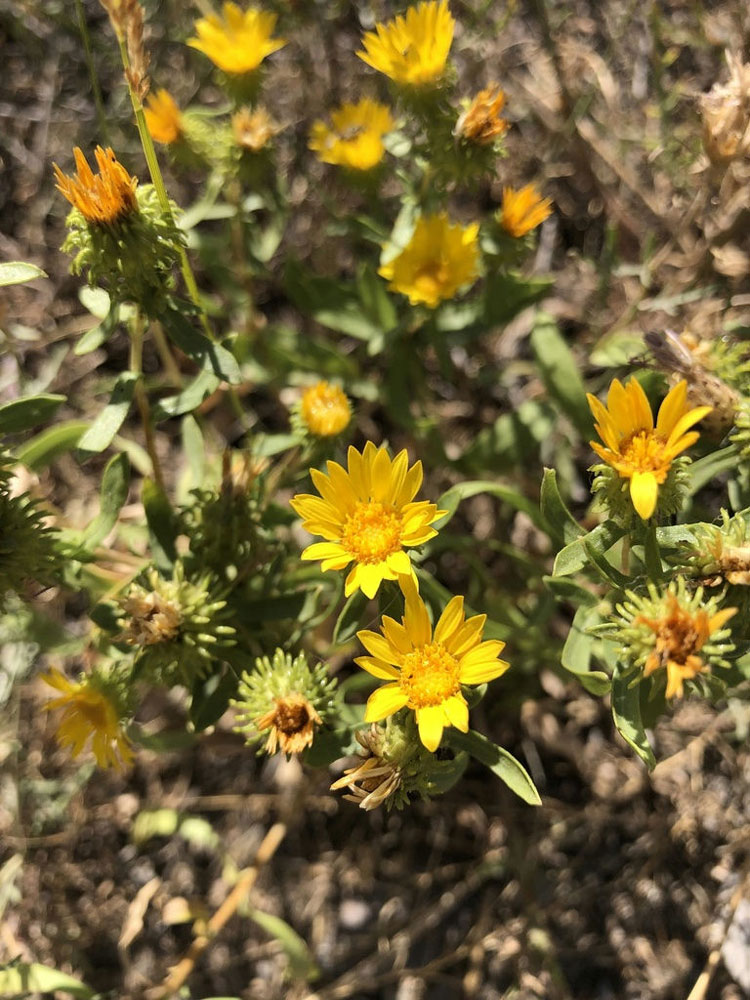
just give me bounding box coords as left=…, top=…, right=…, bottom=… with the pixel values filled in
left=309, top=98, right=394, bottom=171
left=499, top=183, right=552, bottom=237
left=456, top=83, right=509, bottom=145
left=357, top=577, right=509, bottom=752
left=379, top=213, right=480, bottom=308
left=290, top=442, right=445, bottom=599
left=636, top=596, right=736, bottom=699
left=53, top=146, right=138, bottom=226
left=42, top=668, right=132, bottom=770
left=300, top=381, right=351, bottom=437
left=144, top=89, right=183, bottom=144
left=187, top=3, right=285, bottom=75
left=232, top=106, right=278, bottom=151
left=357, top=0, right=454, bottom=87
left=587, top=378, right=712, bottom=520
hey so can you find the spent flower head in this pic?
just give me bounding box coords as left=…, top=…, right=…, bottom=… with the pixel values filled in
left=54, top=147, right=138, bottom=227
left=290, top=443, right=445, bottom=599
left=499, top=184, right=553, bottom=238
left=613, top=579, right=736, bottom=699
left=232, top=648, right=338, bottom=755
left=42, top=666, right=132, bottom=770
left=357, top=0, right=454, bottom=87
left=144, top=89, right=183, bottom=144
left=232, top=106, right=279, bottom=152
left=356, top=576, right=509, bottom=752
left=682, top=510, right=750, bottom=588
left=700, top=51, right=750, bottom=165
left=587, top=378, right=711, bottom=520
left=309, top=98, right=395, bottom=171
left=188, top=3, right=285, bottom=75
left=331, top=715, right=467, bottom=810
left=117, top=564, right=235, bottom=685
left=455, top=84, right=508, bottom=145
left=379, top=213, right=480, bottom=308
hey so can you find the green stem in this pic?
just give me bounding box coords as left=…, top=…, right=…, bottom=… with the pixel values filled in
left=129, top=312, right=165, bottom=491
left=75, top=0, right=109, bottom=143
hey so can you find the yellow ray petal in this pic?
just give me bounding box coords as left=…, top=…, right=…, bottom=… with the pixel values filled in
left=365, top=683, right=409, bottom=722
left=629, top=470, right=658, bottom=519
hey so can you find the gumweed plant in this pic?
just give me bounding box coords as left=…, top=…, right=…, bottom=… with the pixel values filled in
left=3, top=0, right=750, bottom=990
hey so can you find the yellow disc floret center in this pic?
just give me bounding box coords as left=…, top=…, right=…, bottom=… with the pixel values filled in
left=413, top=262, right=450, bottom=300
left=619, top=431, right=670, bottom=480
left=399, top=643, right=461, bottom=708
left=73, top=690, right=114, bottom=731
left=340, top=501, right=403, bottom=564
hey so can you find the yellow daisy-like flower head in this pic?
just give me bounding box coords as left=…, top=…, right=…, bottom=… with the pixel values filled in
left=290, top=442, right=446, bottom=599
left=309, top=98, right=395, bottom=172
left=637, top=596, right=736, bottom=699
left=53, top=146, right=138, bottom=226
left=357, top=0, right=454, bottom=87
left=357, top=577, right=509, bottom=752
left=499, top=183, right=553, bottom=238
left=456, top=83, right=509, bottom=145
left=144, top=89, right=183, bottom=145
left=379, top=213, right=480, bottom=309
left=587, top=378, right=712, bottom=520
left=42, top=668, right=132, bottom=770
left=300, top=381, right=351, bottom=437
left=187, top=3, right=286, bottom=75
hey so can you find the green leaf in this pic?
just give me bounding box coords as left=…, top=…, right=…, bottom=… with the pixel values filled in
left=333, top=590, right=370, bottom=646
left=153, top=369, right=220, bottom=421
left=530, top=312, right=592, bottom=437
left=435, top=479, right=545, bottom=532
left=688, top=446, right=738, bottom=495
left=303, top=726, right=361, bottom=767
left=241, top=591, right=319, bottom=622
left=0, top=393, right=65, bottom=434
left=177, top=815, right=220, bottom=852
left=77, top=372, right=138, bottom=453
left=16, top=420, right=90, bottom=470
left=190, top=669, right=237, bottom=731
left=446, top=729, right=541, bottom=805
left=160, top=305, right=241, bottom=384
left=0, top=262, right=46, bottom=287
left=0, top=962, right=93, bottom=997
left=553, top=520, right=625, bottom=577
left=181, top=414, right=205, bottom=489
left=540, top=468, right=584, bottom=543
left=542, top=575, right=599, bottom=606
left=560, top=605, right=611, bottom=695
left=142, top=478, right=178, bottom=570
left=611, top=669, right=656, bottom=769
left=356, top=263, right=397, bottom=334
left=284, top=260, right=381, bottom=341
left=247, top=908, right=319, bottom=982
left=80, top=453, right=130, bottom=550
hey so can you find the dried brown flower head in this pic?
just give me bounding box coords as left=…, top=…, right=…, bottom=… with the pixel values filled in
left=255, top=693, right=322, bottom=755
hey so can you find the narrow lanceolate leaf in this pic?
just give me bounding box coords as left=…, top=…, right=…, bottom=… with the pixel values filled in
left=160, top=303, right=241, bottom=384
left=530, top=312, right=592, bottom=438
left=435, top=479, right=545, bottom=532
left=247, top=908, right=319, bottom=982
left=16, top=420, right=90, bottom=470
left=77, top=372, right=138, bottom=453
left=80, top=453, right=130, bottom=550
left=0, top=261, right=47, bottom=287
left=560, top=605, right=611, bottom=695
left=0, top=394, right=66, bottom=435
left=540, top=467, right=584, bottom=544
left=0, top=962, right=94, bottom=998
left=447, top=729, right=541, bottom=805
left=142, top=477, right=178, bottom=570
left=611, top=669, right=656, bottom=770
left=553, top=520, right=626, bottom=577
